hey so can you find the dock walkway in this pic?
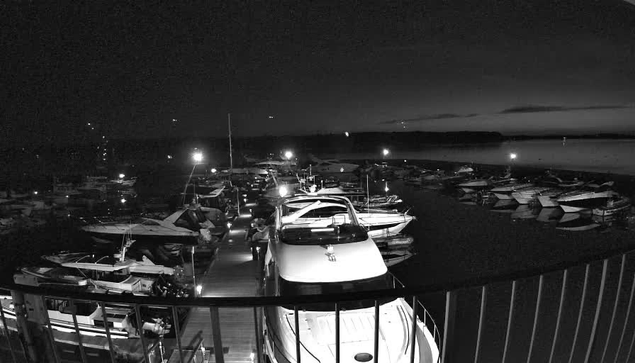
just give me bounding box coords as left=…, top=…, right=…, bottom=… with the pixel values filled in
left=171, top=214, right=262, bottom=363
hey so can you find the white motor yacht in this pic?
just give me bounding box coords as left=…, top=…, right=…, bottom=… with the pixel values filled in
left=263, top=195, right=439, bottom=363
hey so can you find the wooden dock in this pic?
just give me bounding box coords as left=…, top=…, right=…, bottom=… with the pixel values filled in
left=171, top=214, right=262, bottom=363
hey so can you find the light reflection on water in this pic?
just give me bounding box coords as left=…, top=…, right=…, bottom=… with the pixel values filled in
left=330, top=138, right=635, bottom=175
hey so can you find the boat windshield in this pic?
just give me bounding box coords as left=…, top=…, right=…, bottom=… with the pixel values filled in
left=279, top=198, right=368, bottom=244
left=279, top=273, right=396, bottom=311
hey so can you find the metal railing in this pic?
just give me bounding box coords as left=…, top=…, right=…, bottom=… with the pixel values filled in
left=3, top=245, right=635, bottom=362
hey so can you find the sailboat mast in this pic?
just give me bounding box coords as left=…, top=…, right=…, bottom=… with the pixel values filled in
left=228, top=113, right=233, bottom=174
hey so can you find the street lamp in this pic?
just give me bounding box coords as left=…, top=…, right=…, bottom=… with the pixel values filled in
left=383, top=148, right=390, bottom=157
left=182, top=151, right=204, bottom=207
left=284, top=150, right=293, bottom=160
left=510, top=153, right=517, bottom=162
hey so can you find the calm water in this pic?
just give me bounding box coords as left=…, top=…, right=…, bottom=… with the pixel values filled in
left=330, top=138, right=635, bottom=175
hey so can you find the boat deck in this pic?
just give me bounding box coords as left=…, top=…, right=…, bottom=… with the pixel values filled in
left=171, top=213, right=262, bottom=363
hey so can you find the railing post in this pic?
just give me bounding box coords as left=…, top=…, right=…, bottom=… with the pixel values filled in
left=548, top=269, right=569, bottom=363
left=254, top=307, right=263, bottom=363
left=613, top=273, right=635, bottom=363
left=583, top=259, right=609, bottom=363
left=69, top=299, right=88, bottom=363
left=441, top=290, right=457, bottom=363
left=335, top=303, right=340, bottom=363
left=294, top=305, right=301, bottom=363
left=133, top=304, right=149, bottom=363
left=0, top=297, right=18, bottom=363
left=10, top=290, right=38, bottom=362
left=600, top=254, right=626, bottom=363
left=210, top=306, right=225, bottom=363
left=501, top=280, right=517, bottom=363
left=526, top=275, right=544, bottom=363
left=39, top=296, right=60, bottom=363
left=173, top=306, right=185, bottom=363
left=410, top=296, right=418, bottom=363
left=374, top=300, right=380, bottom=363
left=99, top=302, right=117, bottom=363
left=473, top=285, right=487, bottom=363
left=568, top=263, right=591, bottom=363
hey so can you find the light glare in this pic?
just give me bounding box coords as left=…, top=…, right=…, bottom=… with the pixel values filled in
left=382, top=148, right=390, bottom=156
left=192, top=152, right=204, bottom=163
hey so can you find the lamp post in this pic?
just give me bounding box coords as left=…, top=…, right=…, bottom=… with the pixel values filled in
left=182, top=151, right=204, bottom=207
left=284, top=150, right=293, bottom=172
left=509, top=153, right=517, bottom=173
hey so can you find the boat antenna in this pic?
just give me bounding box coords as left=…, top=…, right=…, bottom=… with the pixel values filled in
left=366, top=174, right=370, bottom=213
left=228, top=113, right=233, bottom=176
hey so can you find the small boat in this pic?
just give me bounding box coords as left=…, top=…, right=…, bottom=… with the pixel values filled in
left=491, top=182, right=534, bottom=200
left=457, top=179, right=492, bottom=193
left=81, top=207, right=214, bottom=245
left=556, top=182, right=615, bottom=213
left=593, top=196, right=631, bottom=217
left=536, top=188, right=563, bottom=208
left=352, top=194, right=403, bottom=209
left=511, top=186, right=553, bottom=205
left=373, top=234, right=414, bottom=248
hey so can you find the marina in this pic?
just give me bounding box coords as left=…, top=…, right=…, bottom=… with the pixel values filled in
left=3, top=153, right=635, bottom=363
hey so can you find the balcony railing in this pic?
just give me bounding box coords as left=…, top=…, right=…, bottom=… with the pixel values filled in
left=2, top=245, right=635, bottom=363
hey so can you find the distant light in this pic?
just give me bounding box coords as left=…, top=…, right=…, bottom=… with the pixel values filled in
left=118, top=173, right=125, bottom=179
left=196, top=284, right=202, bottom=295
left=33, top=191, right=38, bottom=195
left=65, top=195, right=69, bottom=198
left=384, top=182, right=389, bottom=193
left=279, top=185, right=289, bottom=197
left=102, top=135, right=105, bottom=139
left=172, top=118, right=178, bottom=123
left=211, top=168, right=217, bottom=173
left=192, top=151, right=204, bottom=163
left=167, top=154, right=173, bottom=159
left=284, top=150, right=293, bottom=160
left=510, top=153, right=517, bottom=160
left=340, top=167, right=344, bottom=173
left=344, top=132, right=350, bottom=137
left=382, top=148, right=390, bottom=156
left=268, top=115, right=274, bottom=119
left=404, top=159, right=407, bottom=163
left=87, top=122, right=91, bottom=126
left=120, top=198, right=127, bottom=204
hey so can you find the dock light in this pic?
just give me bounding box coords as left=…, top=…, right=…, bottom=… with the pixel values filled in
left=118, top=173, right=125, bottom=179
left=510, top=153, right=517, bottom=161
left=284, top=150, right=293, bottom=160
left=383, top=148, right=390, bottom=157
left=344, top=131, right=350, bottom=137
left=340, top=167, right=344, bottom=173
left=192, top=151, right=204, bottom=163
left=196, top=284, right=202, bottom=295
left=384, top=182, right=389, bottom=193
left=167, top=154, right=173, bottom=159
left=211, top=168, right=217, bottom=173
left=279, top=185, right=289, bottom=197
left=120, top=198, right=127, bottom=204
left=33, top=191, right=38, bottom=195
left=65, top=195, right=69, bottom=198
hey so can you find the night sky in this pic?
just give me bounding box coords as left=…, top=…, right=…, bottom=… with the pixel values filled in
left=2, top=0, right=635, bottom=146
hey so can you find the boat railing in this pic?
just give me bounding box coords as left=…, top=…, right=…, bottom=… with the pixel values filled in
left=392, top=274, right=442, bottom=351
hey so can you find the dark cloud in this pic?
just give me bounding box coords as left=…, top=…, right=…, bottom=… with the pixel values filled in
left=500, top=105, right=631, bottom=114
left=379, top=113, right=479, bottom=124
